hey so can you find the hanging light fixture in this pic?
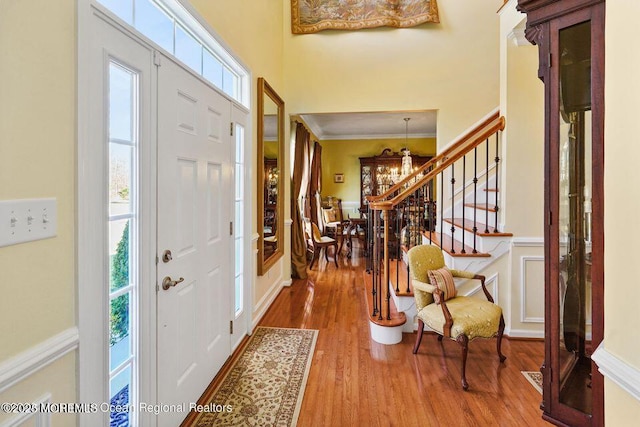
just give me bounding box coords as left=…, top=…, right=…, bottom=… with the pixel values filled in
left=393, top=118, right=413, bottom=183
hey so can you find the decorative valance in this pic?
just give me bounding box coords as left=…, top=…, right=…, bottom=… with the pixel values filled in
left=291, top=0, right=439, bottom=34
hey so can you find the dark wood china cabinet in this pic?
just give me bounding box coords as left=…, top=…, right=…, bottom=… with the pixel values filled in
left=517, top=0, right=604, bottom=425
left=359, top=148, right=432, bottom=212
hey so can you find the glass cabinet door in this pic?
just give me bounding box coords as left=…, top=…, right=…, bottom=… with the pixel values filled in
left=556, top=18, right=593, bottom=417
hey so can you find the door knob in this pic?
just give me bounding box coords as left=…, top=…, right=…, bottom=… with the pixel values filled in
left=162, top=276, right=184, bottom=290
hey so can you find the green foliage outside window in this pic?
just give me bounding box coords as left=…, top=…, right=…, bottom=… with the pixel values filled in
left=110, top=221, right=130, bottom=345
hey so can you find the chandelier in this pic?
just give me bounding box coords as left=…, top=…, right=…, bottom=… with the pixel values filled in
left=391, top=118, right=413, bottom=184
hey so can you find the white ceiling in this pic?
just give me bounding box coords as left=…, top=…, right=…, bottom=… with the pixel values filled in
left=299, top=110, right=438, bottom=140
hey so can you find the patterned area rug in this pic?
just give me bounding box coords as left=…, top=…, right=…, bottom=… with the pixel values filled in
left=192, top=326, right=318, bottom=427
left=522, top=371, right=543, bottom=394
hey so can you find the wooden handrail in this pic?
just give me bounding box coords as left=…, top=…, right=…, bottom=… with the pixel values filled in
left=367, top=110, right=501, bottom=204
left=369, top=115, right=505, bottom=210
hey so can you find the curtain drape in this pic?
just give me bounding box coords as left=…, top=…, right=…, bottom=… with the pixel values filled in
left=309, top=141, right=322, bottom=228
left=291, top=122, right=310, bottom=279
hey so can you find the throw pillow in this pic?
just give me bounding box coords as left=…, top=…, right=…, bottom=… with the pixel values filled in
left=427, top=267, right=457, bottom=304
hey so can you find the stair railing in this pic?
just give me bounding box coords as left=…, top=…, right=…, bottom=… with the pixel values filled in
left=365, top=112, right=505, bottom=321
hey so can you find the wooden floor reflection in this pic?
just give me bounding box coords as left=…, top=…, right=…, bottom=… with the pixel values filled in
left=258, top=243, right=549, bottom=426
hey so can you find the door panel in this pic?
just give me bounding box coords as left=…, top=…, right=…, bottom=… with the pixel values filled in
left=157, top=55, right=232, bottom=427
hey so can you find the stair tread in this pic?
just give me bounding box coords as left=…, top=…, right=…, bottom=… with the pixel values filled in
left=421, top=231, right=491, bottom=257
left=443, top=218, right=513, bottom=237
left=362, top=270, right=407, bottom=327
left=464, top=203, right=498, bottom=212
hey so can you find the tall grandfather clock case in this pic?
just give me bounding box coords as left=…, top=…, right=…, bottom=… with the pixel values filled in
left=516, top=0, right=605, bottom=426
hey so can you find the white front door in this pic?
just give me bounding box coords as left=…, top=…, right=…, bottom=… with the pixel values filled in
left=156, top=55, right=233, bottom=426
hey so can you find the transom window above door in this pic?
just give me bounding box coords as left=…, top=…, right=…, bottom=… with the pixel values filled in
left=97, top=0, right=249, bottom=107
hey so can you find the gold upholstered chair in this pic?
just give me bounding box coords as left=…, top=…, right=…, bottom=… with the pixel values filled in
left=407, top=244, right=506, bottom=390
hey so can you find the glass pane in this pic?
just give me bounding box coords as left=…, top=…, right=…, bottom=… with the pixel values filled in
left=235, top=124, right=244, bottom=164
left=110, top=292, right=132, bottom=370
left=235, top=275, right=243, bottom=315
left=109, top=64, right=133, bottom=142
left=222, top=67, right=236, bottom=98
left=235, top=200, right=243, bottom=238
left=175, top=25, right=202, bottom=73
left=110, top=144, right=133, bottom=216
left=203, top=50, right=224, bottom=89
left=235, top=237, right=243, bottom=277
left=98, top=0, right=133, bottom=24
left=109, top=219, right=131, bottom=292
left=235, top=164, right=244, bottom=201
left=109, top=364, right=132, bottom=425
left=135, top=0, right=174, bottom=53
left=557, top=20, right=592, bottom=415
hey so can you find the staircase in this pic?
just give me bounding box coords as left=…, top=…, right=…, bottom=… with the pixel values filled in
left=363, top=110, right=510, bottom=344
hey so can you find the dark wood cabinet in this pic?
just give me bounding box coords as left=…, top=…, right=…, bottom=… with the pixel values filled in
left=359, top=148, right=432, bottom=211
left=517, top=1, right=605, bottom=425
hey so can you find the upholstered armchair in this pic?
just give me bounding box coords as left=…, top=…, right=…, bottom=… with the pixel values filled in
left=407, top=244, right=506, bottom=390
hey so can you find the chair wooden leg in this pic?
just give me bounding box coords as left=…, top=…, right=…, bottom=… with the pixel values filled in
left=324, top=247, right=329, bottom=262
left=497, top=314, right=507, bottom=363
left=413, top=319, right=425, bottom=354
left=310, top=249, right=319, bottom=269
left=333, top=243, right=338, bottom=267
left=456, top=335, right=469, bottom=391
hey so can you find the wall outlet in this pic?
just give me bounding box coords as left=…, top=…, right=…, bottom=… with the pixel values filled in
left=0, top=198, right=57, bottom=247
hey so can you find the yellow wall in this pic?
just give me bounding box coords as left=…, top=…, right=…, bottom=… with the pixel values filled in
left=604, top=0, right=640, bottom=420
left=283, top=0, right=504, bottom=148
left=320, top=137, right=436, bottom=203
left=0, top=0, right=77, bottom=423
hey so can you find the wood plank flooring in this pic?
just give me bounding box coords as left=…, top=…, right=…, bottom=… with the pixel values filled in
left=256, top=243, right=550, bottom=426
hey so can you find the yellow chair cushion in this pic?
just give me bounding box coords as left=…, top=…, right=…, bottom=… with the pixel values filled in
left=418, top=297, right=502, bottom=340
left=311, top=222, right=323, bottom=241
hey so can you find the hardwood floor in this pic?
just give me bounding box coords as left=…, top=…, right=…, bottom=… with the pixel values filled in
left=257, top=243, right=550, bottom=426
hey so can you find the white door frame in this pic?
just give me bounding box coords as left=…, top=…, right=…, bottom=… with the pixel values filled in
left=77, top=2, right=252, bottom=425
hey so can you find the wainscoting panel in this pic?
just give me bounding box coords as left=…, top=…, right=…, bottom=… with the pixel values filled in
left=520, top=256, right=544, bottom=323
left=0, top=327, right=79, bottom=394
left=0, top=394, right=52, bottom=427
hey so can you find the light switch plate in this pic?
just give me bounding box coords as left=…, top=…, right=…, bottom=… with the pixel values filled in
left=0, top=198, right=57, bottom=247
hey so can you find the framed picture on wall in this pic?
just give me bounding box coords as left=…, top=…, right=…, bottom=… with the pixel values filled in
left=334, top=173, right=344, bottom=183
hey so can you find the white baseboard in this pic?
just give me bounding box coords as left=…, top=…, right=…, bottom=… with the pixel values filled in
left=592, top=342, right=640, bottom=402
left=252, top=278, right=284, bottom=329
left=504, top=328, right=544, bottom=339
left=0, top=327, right=79, bottom=393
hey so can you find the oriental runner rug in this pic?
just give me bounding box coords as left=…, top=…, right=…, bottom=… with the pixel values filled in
left=191, top=327, right=318, bottom=427
left=521, top=371, right=543, bottom=394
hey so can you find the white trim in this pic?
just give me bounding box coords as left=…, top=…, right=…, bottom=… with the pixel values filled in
left=252, top=278, right=284, bottom=329
left=0, top=328, right=78, bottom=393
left=319, top=132, right=437, bottom=141
left=369, top=322, right=404, bottom=345
left=592, top=342, right=640, bottom=402
left=285, top=218, right=293, bottom=226
left=282, top=279, right=293, bottom=287
left=0, top=393, right=52, bottom=427
left=251, top=233, right=260, bottom=243
left=505, top=329, right=545, bottom=339
left=520, top=256, right=545, bottom=323
left=512, top=237, right=544, bottom=247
